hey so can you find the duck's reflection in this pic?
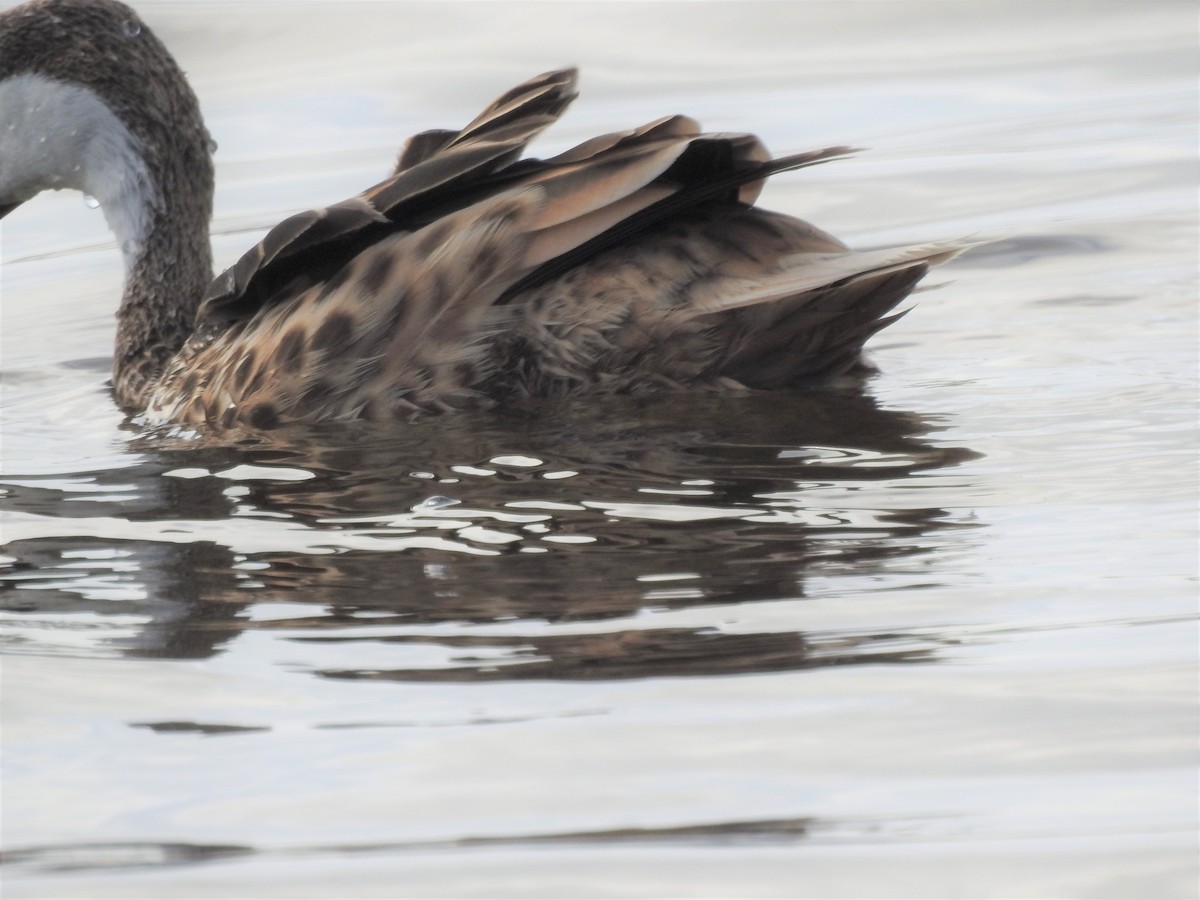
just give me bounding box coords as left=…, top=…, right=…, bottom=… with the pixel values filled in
left=1, top=389, right=978, bottom=676
left=311, top=627, right=940, bottom=683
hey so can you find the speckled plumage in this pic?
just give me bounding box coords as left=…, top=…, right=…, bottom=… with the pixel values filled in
left=0, top=0, right=965, bottom=430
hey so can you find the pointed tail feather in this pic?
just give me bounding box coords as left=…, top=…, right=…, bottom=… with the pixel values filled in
left=706, top=239, right=980, bottom=388
left=691, top=240, right=971, bottom=316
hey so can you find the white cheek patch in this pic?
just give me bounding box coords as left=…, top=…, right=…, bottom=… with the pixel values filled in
left=0, top=72, right=158, bottom=262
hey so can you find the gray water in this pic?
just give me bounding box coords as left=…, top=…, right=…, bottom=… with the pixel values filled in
left=1, top=2, right=1197, bottom=898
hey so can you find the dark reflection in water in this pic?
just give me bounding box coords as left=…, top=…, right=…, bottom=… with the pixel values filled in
left=1, top=390, right=978, bottom=678
left=313, top=628, right=941, bottom=682
left=3, top=817, right=817, bottom=875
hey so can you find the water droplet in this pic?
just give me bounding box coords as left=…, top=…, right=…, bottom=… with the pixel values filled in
left=83, top=194, right=100, bottom=209
left=205, top=137, right=218, bottom=154
left=413, top=496, right=459, bottom=511
left=122, top=20, right=141, bottom=37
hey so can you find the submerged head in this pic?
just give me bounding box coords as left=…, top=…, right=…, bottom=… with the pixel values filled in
left=0, top=0, right=213, bottom=258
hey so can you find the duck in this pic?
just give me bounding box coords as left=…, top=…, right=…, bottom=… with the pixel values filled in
left=0, top=0, right=964, bottom=430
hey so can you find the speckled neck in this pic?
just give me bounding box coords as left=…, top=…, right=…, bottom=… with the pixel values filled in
left=0, top=0, right=215, bottom=410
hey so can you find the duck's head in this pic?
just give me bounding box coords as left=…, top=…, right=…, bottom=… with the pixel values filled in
left=0, top=0, right=213, bottom=258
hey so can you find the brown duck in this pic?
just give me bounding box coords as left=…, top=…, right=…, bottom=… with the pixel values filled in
left=0, top=0, right=965, bottom=429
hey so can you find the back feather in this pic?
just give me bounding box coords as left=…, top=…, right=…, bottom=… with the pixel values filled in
left=159, top=67, right=973, bottom=426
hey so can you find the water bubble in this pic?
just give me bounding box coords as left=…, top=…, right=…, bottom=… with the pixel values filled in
left=83, top=194, right=100, bottom=209
left=121, top=20, right=141, bottom=38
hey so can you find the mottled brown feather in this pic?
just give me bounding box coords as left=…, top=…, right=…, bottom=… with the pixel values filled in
left=1, top=1, right=972, bottom=430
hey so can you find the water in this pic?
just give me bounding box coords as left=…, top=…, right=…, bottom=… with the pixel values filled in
left=2, top=2, right=1197, bottom=897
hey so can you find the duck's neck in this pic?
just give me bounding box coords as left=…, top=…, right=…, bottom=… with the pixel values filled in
left=106, top=113, right=214, bottom=412
left=0, top=1, right=217, bottom=411
left=111, top=169, right=213, bottom=410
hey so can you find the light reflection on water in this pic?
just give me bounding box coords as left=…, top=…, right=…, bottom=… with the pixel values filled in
left=1, top=1, right=1197, bottom=898
left=3, top=391, right=977, bottom=674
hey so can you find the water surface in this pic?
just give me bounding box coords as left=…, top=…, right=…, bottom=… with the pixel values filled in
left=1, top=2, right=1197, bottom=897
